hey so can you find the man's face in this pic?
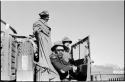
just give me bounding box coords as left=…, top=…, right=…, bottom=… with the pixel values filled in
left=44, top=16, right=49, bottom=22
left=56, top=46, right=64, bottom=54
left=64, top=42, right=70, bottom=47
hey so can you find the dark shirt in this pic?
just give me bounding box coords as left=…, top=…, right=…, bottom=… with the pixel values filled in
left=50, top=53, right=72, bottom=72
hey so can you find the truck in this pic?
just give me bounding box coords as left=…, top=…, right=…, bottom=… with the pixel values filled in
left=1, top=19, right=92, bottom=81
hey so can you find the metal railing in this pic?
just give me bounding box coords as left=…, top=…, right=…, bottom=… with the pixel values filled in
left=1, top=19, right=17, bottom=34
left=91, top=74, right=124, bottom=81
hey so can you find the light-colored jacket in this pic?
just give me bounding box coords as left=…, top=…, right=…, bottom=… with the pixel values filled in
left=33, top=19, right=60, bottom=81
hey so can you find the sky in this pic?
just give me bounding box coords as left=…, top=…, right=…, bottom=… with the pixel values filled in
left=1, top=1, right=124, bottom=68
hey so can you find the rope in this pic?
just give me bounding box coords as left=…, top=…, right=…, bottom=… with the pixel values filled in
left=35, top=63, right=56, bottom=75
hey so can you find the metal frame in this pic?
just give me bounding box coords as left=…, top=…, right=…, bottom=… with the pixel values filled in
left=1, top=19, right=17, bottom=34
left=71, top=36, right=91, bottom=81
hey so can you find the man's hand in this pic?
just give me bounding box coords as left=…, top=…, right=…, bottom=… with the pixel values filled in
left=72, top=65, right=77, bottom=72
left=37, top=27, right=42, bottom=32
left=60, top=69, right=65, bottom=73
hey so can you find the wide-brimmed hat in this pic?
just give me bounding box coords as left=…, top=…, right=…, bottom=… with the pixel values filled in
left=62, top=37, right=72, bottom=44
left=51, top=41, right=67, bottom=52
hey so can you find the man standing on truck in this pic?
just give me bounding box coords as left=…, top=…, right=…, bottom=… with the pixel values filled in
left=33, top=10, right=60, bottom=81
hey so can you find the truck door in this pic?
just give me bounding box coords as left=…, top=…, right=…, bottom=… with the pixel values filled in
left=71, top=36, right=91, bottom=81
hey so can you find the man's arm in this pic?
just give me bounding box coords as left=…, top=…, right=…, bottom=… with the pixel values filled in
left=33, top=21, right=50, bottom=37
left=50, top=55, right=72, bottom=72
left=33, top=21, right=42, bottom=34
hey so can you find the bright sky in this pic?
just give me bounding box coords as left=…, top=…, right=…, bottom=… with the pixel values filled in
left=1, top=1, right=124, bottom=68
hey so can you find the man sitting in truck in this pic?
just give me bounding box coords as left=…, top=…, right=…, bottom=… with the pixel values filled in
left=50, top=41, right=77, bottom=81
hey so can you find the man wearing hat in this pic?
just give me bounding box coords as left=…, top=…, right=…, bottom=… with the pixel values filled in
left=61, top=37, right=76, bottom=79
left=33, top=11, right=60, bottom=81
left=62, top=37, right=87, bottom=81
left=62, top=37, right=72, bottom=53
left=61, top=37, right=73, bottom=62
left=33, top=10, right=50, bottom=35
left=50, top=41, right=77, bottom=81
